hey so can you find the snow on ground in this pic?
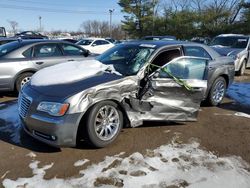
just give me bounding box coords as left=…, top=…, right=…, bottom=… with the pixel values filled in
left=26, top=152, right=37, bottom=158
left=234, top=112, right=250, bottom=119
left=0, top=102, right=21, bottom=144
left=74, top=159, right=90, bottom=167
left=227, top=82, right=250, bottom=107
left=3, top=140, right=250, bottom=188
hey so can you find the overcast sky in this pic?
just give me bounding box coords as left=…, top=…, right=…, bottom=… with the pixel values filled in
left=0, top=0, right=124, bottom=32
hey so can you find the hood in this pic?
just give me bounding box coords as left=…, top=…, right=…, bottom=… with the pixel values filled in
left=211, top=46, right=243, bottom=56
left=30, top=72, right=123, bottom=98
left=29, top=59, right=123, bottom=98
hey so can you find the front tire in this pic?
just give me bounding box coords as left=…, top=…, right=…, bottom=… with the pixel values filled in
left=207, top=77, right=227, bottom=106
left=83, top=101, right=123, bottom=148
left=16, top=72, right=33, bottom=92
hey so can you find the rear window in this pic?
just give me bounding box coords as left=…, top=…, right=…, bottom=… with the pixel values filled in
left=0, top=41, right=22, bottom=57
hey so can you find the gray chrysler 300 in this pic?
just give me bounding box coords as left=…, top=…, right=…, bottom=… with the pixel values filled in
left=19, top=41, right=234, bottom=148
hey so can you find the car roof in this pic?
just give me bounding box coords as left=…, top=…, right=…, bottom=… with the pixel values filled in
left=122, top=40, right=205, bottom=48
left=0, top=37, right=18, bottom=41
left=8, top=39, right=71, bottom=45
left=217, top=34, right=248, bottom=38
left=143, top=35, right=176, bottom=39
left=80, top=38, right=106, bottom=40
left=121, top=40, right=221, bottom=59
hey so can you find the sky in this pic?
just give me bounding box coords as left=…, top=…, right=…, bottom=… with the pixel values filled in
left=0, top=0, right=124, bottom=32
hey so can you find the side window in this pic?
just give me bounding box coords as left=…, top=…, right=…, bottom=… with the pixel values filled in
left=22, top=47, right=33, bottom=58
left=93, top=40, right=102, bottom=46
left=61, top=44, right=84, bottom=56
left=184, top=46, right=212, bottom=60
left=159, top=57, right=207, bottom=80
left=33, top=44, right=62, bottom=58
left=149, top=49, right=181, bottom=74
left=101, top=40, right=110, bottom=45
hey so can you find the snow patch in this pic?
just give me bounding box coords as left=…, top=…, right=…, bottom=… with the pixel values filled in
left=74, top=159, right=89, bottom=167
left=235, top=112, right=250, bottom=119
left=227, top=82, right=250, bottom=106
left=0, top=102, right=21, bottom=144
left=3, top=141, right=250, bottom=188
left=30, top=60, right=118, bottom=87
left=26, top=152, right=37, bottom=158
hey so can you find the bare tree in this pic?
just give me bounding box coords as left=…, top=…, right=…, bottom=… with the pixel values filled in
left=7, top=20, right=18, bottom=35
left=80, top=20, right=126, bottom=39
left=80, top=20, right=92, bottom=37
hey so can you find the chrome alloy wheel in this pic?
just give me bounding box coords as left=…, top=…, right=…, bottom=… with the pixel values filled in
left=94, top=105, right=120, bottom=141
left=212, top=80, right=225, bottom=103
left=21, top=76, right=31, bottom=88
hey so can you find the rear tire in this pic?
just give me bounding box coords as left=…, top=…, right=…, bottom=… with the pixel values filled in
left=236, top=60, right=246, bottom=76
left=83, top=101, right=123, bottom=148
left=15, top=72, right=33, bottom=92
left=207, top=77, right=227, bottom=106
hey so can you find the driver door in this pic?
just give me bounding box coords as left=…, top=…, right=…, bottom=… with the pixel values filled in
left=136, top=56, right=208, bottom=121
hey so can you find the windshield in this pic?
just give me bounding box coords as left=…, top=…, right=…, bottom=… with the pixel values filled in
left=0, top=41, right=21, bottom=57
left=210, top=36, right=249, bottom=48
left=76, top=39, right=93, bottom=45
left=96, top=44, right=156, bottom=76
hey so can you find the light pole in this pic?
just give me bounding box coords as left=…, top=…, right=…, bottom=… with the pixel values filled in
left=38, top=16, right=42, bottom=32
left=109, top=9, right=114, bottom=38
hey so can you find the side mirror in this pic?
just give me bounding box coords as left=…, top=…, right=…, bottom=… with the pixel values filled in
left=83, top=50, right=90, bottom=57
left=92, top=43, right=97, bottom=47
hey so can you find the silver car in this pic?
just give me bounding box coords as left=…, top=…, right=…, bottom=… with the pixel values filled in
left=0, top=40, right=91, bottom=92
left=19, top=41, right=234, bottom=148
left=211, top=34, right=250, bottom=76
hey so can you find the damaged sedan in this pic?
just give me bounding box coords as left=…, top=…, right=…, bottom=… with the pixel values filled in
left=18, top=41, right=234, bottom=148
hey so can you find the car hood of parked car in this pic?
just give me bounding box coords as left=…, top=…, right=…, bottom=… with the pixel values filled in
left=28, top=72, right=124, bottom=99
left=211, top=46, right=243, bottom=56
left=28, top=59, right=124, bottom=99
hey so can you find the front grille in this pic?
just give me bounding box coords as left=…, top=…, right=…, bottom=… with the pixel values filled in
left=18, top=93, right=32, bottom=118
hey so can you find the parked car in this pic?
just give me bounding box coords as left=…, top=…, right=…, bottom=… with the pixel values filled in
left=0, top=40, right=93, bottom=92
left=143, top=35, right=176, bottom=41
left=105, top=38, right=116, bottom=43
left=15, top=31, right=49, bottom=39
left=210, top=34, right=250, bottom=76
left=191, top=37, right=211, bottom=44
left=76, top=38, right=114, bottom=54
left=19, top=40, right=234, bottom=148
left=0, top=38, right=18, bottom=46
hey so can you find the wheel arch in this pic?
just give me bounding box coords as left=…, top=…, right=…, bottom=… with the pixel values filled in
left=75, top=99, right=130, bottom=144
left=13, top=69, right=37, bottom=90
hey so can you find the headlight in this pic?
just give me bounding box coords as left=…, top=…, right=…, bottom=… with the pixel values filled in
left=37, top=102, right=69, bottom=116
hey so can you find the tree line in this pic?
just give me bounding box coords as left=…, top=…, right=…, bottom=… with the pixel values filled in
left=118, top=0, right=250, bottom=39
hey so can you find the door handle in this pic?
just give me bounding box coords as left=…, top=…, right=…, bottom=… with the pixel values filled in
left=36, top=62, right=44, bottom=65
left=68, top=59, right=75, bottom=61
left=192, top=87, right=203, bottom=92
